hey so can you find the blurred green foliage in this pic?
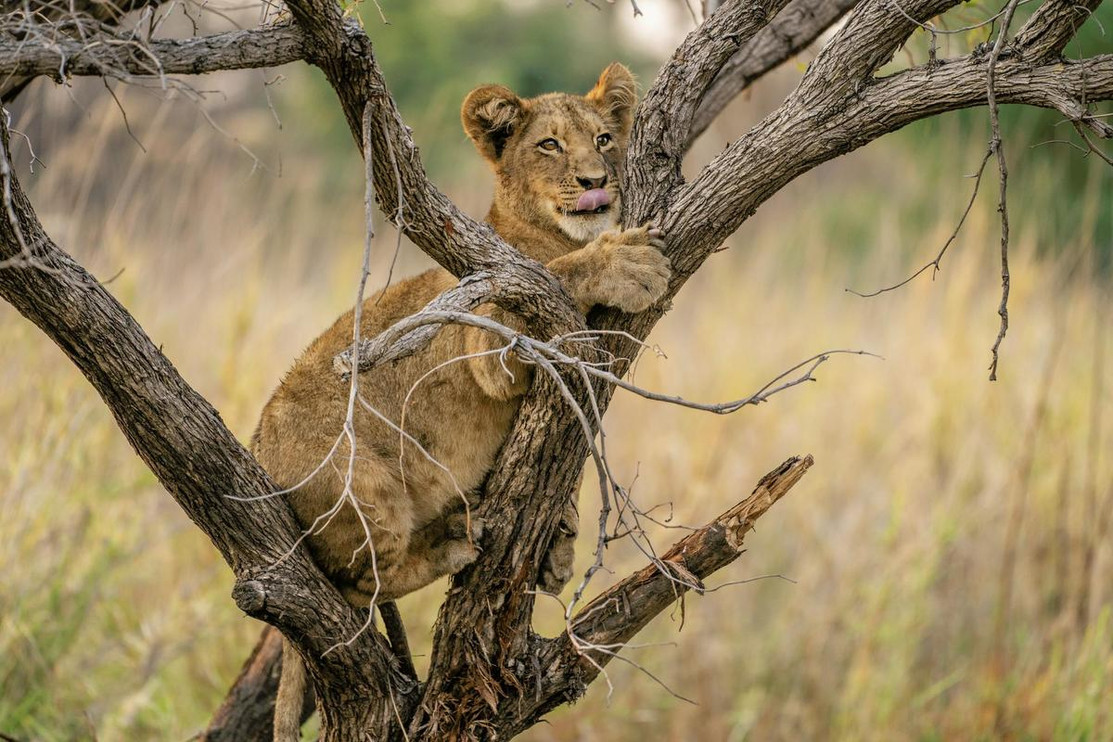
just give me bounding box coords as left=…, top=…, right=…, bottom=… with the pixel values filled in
left=282, top=0, right=1112, bottom=270
left=891, top=2, right=1113, bottom=271
left=284, top=0, right=655, bottom=185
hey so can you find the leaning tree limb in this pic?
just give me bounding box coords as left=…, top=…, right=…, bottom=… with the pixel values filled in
left=689, top=0, right=863, bottom=144
left=497, top=455, right=814, bottom=737
left=0, top=22, right=305, bottom=81
left=0, top=115, right=413, bottom=741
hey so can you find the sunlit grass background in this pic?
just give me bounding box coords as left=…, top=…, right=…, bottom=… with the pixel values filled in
left=2, top=1, right=1112, bottom=740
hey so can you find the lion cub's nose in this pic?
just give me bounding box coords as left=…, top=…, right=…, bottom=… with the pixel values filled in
left=576, top=174, right=607, bottom=191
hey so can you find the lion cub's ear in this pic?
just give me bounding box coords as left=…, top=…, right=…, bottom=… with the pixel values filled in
left=462, top=84, right=525, bottom=163
left=586, top=63, right=636, bottom=140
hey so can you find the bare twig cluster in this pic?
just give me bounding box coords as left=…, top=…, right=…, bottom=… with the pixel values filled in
left=0, top=0, right=302, bottom=100
left=339, top=298, right=867, bottom=609
left=841, top=0, right=1110, bottom=379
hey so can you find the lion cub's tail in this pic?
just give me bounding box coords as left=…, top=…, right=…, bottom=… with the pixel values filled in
left=274, top=639, right=307, bottom=742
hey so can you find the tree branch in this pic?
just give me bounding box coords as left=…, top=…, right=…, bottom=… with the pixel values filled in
left=1014, top=0, right=1104, bottom=61
left=0, top=114, right=411, bottom=735
left=336, top=272, right=497, bottom=374
left=0, top=0, right=160, bottom=25
left=797, top=0, right=963, bottom=101
left=1, top=0, right=175, bottom=100
left=0, top=23, right=305, bottom=81
left=864, top=54, right=1113, bottom=134
left=661, top=52, right=1113, bottom=295
left=571, top=455, right=812, bottom=663
left=624, top=0, right=797, bottom=224
left=689, top=0, right=862, bottom=145
left=502, top=455, right=814, bottom=735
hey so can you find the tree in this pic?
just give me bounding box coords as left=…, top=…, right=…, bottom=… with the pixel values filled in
left=0, top=0, right=1109, bottom=739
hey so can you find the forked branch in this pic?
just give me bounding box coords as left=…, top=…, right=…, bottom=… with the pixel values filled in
left=496, top=455, right=814, bottom=735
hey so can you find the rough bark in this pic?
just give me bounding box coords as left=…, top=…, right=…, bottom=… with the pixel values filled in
left=689, top=0, right=862, bottom=144
left=0, top=23, right=304, bottom=81
left=1013, top=0, right=1104, bottom=60
left=0, top=118, right=412, bottom=741
left=624, top=0, right=797, bottom=222
left=1, top=0, right=173, bottom=100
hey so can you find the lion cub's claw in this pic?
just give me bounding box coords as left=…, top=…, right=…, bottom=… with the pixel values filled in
left=592, top=225, right=671, bottom=314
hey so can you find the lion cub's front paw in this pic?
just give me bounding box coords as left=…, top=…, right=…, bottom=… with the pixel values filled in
left=445, top=510, right=485, bottom=542
left=591, top=226, right=671, bottom=314
left=538, top=536, right=575, bottom=595
left=442, top=511, right=485, bottom=573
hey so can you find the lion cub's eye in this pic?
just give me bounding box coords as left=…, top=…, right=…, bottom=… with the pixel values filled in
left=538, top=138, right=561, bottom=153
left=595, top=133, right=613, bottom=148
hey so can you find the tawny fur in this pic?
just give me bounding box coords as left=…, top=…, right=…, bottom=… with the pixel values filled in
left=264, top=63, right=670, bottom=741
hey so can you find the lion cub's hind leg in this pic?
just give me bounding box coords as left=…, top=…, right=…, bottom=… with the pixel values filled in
left=346, top=506, right=485, bottom=601
left=311, top=456, right=417, bottom=605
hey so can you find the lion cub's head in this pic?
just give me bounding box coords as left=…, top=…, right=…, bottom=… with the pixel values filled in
left=462, top=63, right=636, bottom=246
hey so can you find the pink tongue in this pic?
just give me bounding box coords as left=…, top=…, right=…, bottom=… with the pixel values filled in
left=575, top=188, right=611, bottom=212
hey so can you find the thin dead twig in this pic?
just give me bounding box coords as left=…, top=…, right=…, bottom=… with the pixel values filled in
left=360, top=306, right=870, bottom=627
left=986, top=0, right=1022, bottom=381
left=323, top=101, right=386, bottom=655
left=1072, top=121, right=1113, bottom=167
left=848, top=147, right=993, bottom=298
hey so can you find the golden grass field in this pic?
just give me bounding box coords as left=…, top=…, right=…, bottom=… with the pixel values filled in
left=1, top=61, right=1111, bottom=741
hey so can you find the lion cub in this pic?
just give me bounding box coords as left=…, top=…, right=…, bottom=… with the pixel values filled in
left=263, top=63, right=670, bottom=740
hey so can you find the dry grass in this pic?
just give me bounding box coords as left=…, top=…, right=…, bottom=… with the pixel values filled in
left=1, top=72, right=1111, bottom=742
